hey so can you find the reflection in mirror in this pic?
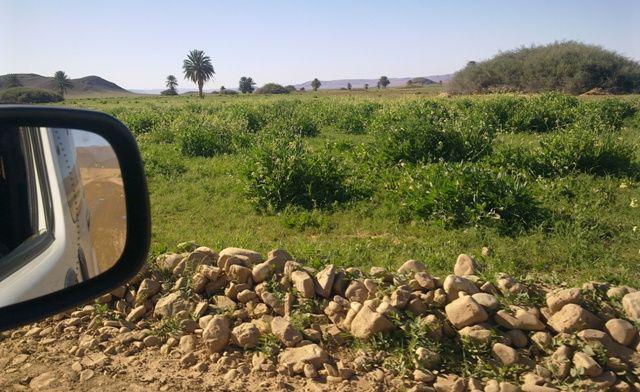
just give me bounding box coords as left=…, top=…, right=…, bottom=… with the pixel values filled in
left=0, top=127, right=125, bottom=306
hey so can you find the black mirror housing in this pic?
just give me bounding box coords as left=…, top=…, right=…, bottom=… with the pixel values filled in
left=0, top=106, right=150, bottom=330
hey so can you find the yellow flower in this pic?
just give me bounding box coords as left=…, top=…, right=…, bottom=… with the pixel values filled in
left=619, top=182, right=628, bottom=189
left=631, top=198, right=639, bottom=208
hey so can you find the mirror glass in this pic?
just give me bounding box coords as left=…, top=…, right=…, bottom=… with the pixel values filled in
left=0, top=127, right=126, bottom=306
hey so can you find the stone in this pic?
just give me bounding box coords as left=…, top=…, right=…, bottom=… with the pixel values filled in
left=414, top=369, right=436, bottom=383
left=443, top=275, right=479, bottom=302
left=252, top=260, right=276, bottom=283
left=143, top=335, right=160, bottom=348
left=605, top=319, right=636, bottom=346
left=546, top=288, right=582, bottom=313
left=459, top=325, right=493, bottom=345
left=291, top=270, right=315, bottom=299
left=471, top=293, right=499, bottom=312
left=350, top=305, right=394, bottom=339
left=414, top=272, right=435, bottom=290
left=179, top=334, right=196, bottom=354
left=492, top=343, right=519, bottom=365
left=126, top=305, right=146, bottom=322
left=237, top=289, right=258, bottom=304
left=506, top=329, right=528, bottom=348
left=279, top=344, right=329, bottom=369
left=315, top=264, right=336, bottom=298
left=180, top=352, right=197, bottom=368
left=154, top=292, right=189, bottom=319
left=219, top=247, right=262, bottom=266
left=202, top=315, right=230, bottom=353
left=454, top=254, right=479, bottom=276
left=433, top=374, right=466, bottom=392
left=622, top=292, right=640, bottom=322
left=345, top=281, right=368, bottom=303
left=547, top=304, right=602, bottom=333
left=29, top=371, right=57, bottom=389
left=212, top=295, right=237, bottom=313
left=156, top=253, right=184, bottom=272
left=228, top=264, right=253, bottom=284
left=397, top=259, right=426, bottom=275
left=445, top=296, right=488, bottom=329
left=231, top=323, right=260, bottom=348
left=573, top=351, right=603, bottom=378
left=271, top=316, right=303, bottom=347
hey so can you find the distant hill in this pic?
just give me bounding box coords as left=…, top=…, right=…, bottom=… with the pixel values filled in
left=0, top=73, right=132, bottom=97
left=294, top=74, right=451, bottom=90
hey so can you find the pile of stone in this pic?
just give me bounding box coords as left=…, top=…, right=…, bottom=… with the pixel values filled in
left=13, top=244, right=640, bottom=391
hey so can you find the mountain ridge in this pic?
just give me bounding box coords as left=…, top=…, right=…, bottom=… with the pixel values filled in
left=294, top=74, right=452, bottom=90
left=0, top=73, right=132, bottom=97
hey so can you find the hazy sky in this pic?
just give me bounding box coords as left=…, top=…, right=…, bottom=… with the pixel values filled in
left=2, top=0, right=639, bottom=90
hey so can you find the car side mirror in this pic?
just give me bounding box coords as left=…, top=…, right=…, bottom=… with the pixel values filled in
left=0, top=106, right=150, bottom=330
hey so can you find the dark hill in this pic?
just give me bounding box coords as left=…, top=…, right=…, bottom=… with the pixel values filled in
left=0, top=73, right=132, bottom=97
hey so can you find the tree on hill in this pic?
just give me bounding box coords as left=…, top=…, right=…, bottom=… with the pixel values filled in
left=449, top=41, right=640, bottom=94
left=378, top=76, right=390, bottom=89
left=364, top=83, right=369, bottom=91
left=164, top=75, right=178, bottom=95
left=239, top=76, right=256, bottom=94
left=311, top=78, right=321, bottom=91
left=406, top=77, right=435, bottom=87
left=183, top=49, right=215, bottom=98
left=53, top=71, right=73, bottom=97
left=2, top=74, right=22, bottom=88
left=285, top=85, right=297, bottom=92
left=347, top=82, right=352, bottom=90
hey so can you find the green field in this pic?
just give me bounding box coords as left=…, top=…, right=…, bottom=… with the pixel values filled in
left=61, top=90, right=640, bottom=286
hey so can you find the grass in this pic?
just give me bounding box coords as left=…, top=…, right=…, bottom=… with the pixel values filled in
left=59, top=91, right=640, bottom=286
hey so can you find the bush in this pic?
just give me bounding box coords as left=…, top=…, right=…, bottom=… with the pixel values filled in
left=0, top=87, right=63, bottom=103
left=449, top=41, right=640, bottom=94
left=262, top=101, right=319, bottom=137
left=370, top=99, right=495, bottom=165
left=506, top=93, right=579, bottom=132
left=324, top=100, right=381, bottom=134
left=396, top=162, right=542, bottom=232
left=256, top=83, right=290, bottom=94
left=160, top=88, right=178, bottom=96
left=576, top=99, right=636, bottom=131
left=244, top=136, right=352, bottom=211
left=174, top=114, right=247, bottom=157
left=140, top=144, right=187, bottom=178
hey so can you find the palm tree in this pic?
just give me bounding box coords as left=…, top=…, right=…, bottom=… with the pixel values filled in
left=165, top=75, right=178, bottom=93
left=182, top=49, right=215, bottom=98
left=53, top=71, right=73, bottom=97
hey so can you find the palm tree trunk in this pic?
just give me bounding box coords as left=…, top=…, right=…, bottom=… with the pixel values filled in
left=198, top=80, right=204, bottom=98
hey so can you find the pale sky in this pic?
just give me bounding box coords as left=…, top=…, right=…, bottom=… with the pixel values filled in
left=2, top=0, right=639, bottom=90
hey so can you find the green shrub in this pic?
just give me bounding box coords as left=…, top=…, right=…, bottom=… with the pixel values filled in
left=244, top=136, right=352, bottom=211
left=141, top=144, right=187, bottom=178
left=449, top=41, right=640, bottom=94
left=370, top=99, right=495, bottom=165
left=174, top=114, right=247, bottom=157
left=506, top=92, right=579, bottom=132
left=577, top=99, right=636, bottom=131
left=0, top=87, right=63, bottom=103
left=256, top=83, right=290, bottom=94
left=116, top=108, right=161, bottom=134
left=396, top=163, right=542, bottom=232
left=262, top=101, right=319, bottom=137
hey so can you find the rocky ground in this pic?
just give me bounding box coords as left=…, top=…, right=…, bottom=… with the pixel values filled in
left=1, top=243, right=639, bottom=391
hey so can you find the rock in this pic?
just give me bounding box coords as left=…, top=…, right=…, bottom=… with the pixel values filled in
left=345, top=281, right=368, bottom=303
left=414, top=369, right=436, bottom=383
left=212, top=295, right=237, bottom=313
left=304, top=363, right=318, bottom=378
left=492, top=343, right=519, bottom=365
left=315, top=264, right=336, bottom=298
left=231, top=323, right=260, bottom=348
left=154, top=292, right=189, bottom=319
left=433, top=374, right=466, bottom=392
left=29, top=371, right=57, bottom=389
left=267, top=249, right=292, bottom=270
left=573, top=351, right=603, bottom=377
left=514, top=308, right=545, bottom=331
left=180, top=352, right=197, bottom=368
left=546, top=288, right=582, bottom=313
left=156, top=253, right=184, bottom=272
left=237, top=289, right=258, bottom=304
left=271, top=317, right=303, bottom=347
left=506, top=329, right=528, bottom=348
left=279, top=344, right=329, bottom=369
left=397, top=259, right=426, bottom=275
left=135, top=278, right=161, bottom=304
left=219, top=247, right=262, bottom=266
left=291, top=270, right=315, bottom=299
left=414, top=272, right=435, bottom=290
left=445, top=296, right=488, bottom=329
left=143, top=335, right=160, bottom=348
left=471, top=293, right=499, bottom=312
left=459, top=325, right=493, bottom=345
left=607, top=286, right=635, bottom=300
left=227, top=264, right=252, bottom=284
left=202, top=315, right=230, bottom=353
left=261, top=292, right=284, bottom=315
left=547, top=304, right=602, bottom=333
left=252, top=260, right=276, bottom=283
left=622, top=292, right=640, bottom=322
left=179, top=334, right=197, bottom=354
left=443, top=275, right=479, bottom=302
left=350, top=305, right=394, bottom=339
left=605, top=319, right=636, bottom=346
left=496, top=274, right=527, bottom=295
left=390, top=286, right=411, bottom=309
left=95, top=293, right=112, bottom=304
left=126, top=305, right=146, bottom=322
left=79, top=369, right=94, bottom=382
left=454, top=254, right=479, bottom=276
